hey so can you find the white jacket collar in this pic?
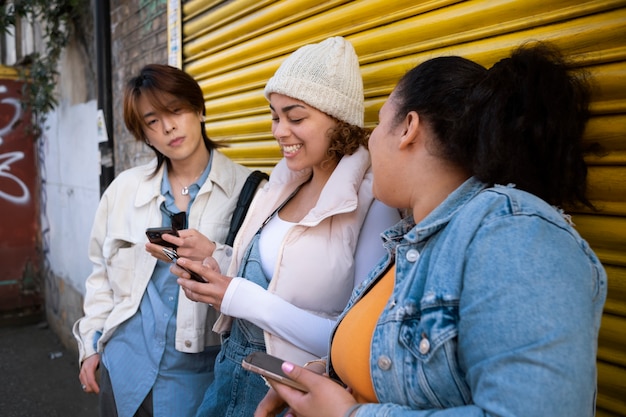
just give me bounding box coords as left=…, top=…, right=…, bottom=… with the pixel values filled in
left=268, top=146, right=370, bottom=226
left=133, top=150, right=238, bottom=208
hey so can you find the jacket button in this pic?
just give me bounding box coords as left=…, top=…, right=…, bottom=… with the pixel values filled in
left=377, top=355, right=392, bottom=370
left=406, top=249, right=419, bottom=262
left=184, top=340, right=192, bottom=348
left=419, top=336, right=430, bottom=354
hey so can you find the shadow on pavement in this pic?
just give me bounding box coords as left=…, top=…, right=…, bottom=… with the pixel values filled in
left=0, top=321, right=99, bottom=417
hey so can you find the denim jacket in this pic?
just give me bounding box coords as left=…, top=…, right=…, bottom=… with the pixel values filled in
left=329, top=177, right=607, bottom=417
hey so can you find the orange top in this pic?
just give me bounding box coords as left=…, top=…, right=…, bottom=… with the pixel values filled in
left=331, top=265, right=396, bottom=403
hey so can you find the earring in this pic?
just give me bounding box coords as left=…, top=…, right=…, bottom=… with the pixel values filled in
left=200, top=115, right=206, bottom=123
left=144, top=138, right=151, bottom=146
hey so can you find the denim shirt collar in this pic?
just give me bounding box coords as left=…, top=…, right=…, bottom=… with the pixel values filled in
left=350, top=177, right=487, bottom=306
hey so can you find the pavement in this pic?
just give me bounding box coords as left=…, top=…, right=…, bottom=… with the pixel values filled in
left=0, top=321, right=99, bottom=417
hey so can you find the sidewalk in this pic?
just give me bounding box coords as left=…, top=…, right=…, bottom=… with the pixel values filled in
left=0, top=321, right=98, bottom=417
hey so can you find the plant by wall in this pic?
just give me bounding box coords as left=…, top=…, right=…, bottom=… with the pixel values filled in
left=0, top=0, right=86, bottom=138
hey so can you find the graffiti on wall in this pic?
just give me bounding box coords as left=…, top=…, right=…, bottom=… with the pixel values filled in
left=0, top=76, right=42, bottom=318
left=0, top=84, right=29, bottom=205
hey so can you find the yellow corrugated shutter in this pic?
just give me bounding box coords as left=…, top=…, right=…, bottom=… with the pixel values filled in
left=0, top=65, right=18, bottom=79
left=182, top=0, right=626, bottom=414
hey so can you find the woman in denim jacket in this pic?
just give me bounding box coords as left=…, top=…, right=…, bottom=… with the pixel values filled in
left=255, top=43, right=607, bottom=417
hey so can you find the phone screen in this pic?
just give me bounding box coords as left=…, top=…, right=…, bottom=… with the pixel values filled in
left=242, top=352, right=308, bottom=392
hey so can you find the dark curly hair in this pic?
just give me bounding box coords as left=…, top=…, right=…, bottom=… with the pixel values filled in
left=322, top=119, right=370, bottom=168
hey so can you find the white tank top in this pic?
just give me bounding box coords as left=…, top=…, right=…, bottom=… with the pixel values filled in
left=258, top=214, right=295, bottom=279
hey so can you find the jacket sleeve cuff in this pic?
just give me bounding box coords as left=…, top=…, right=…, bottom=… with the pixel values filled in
left=212, top=242, right=233, bottom=273
left=72, top=319, right=98, bottom=365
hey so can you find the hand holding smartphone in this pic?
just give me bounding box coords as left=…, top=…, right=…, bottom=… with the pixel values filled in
left=162, top=247, right=207, bottom=283
left=146, top=227, right=179, bottom=248
left=242, top=351, right=308, bottom=392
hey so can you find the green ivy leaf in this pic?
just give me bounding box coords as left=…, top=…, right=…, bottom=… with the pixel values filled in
left=0, top=0, right=87, bottom=139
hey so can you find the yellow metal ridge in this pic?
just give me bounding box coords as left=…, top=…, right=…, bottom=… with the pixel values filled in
left=0, top=66, right=18, bottom=79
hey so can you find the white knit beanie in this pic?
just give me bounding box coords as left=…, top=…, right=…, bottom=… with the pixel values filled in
left=264, top=36, right=364, bottom=127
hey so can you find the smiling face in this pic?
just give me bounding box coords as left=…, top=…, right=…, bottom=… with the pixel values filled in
left=269, top=93, right=339, bottom=174
left=137, top=91, right=205, bottom=163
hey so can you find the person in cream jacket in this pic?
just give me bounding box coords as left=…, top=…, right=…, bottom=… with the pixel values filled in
left=73, top=64, right=251, bottom=417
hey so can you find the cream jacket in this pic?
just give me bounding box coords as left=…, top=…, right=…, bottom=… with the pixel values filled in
left=214, top=146, right=375, bottom=365
left=72, top=151, right=251, bottom=363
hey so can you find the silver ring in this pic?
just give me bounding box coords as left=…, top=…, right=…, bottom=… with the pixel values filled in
left=81, top=384, right=87, bottom=391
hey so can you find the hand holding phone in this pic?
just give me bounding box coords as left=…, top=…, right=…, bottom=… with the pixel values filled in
left=146, top=227, right=179, bottom=248
left=242, top=352, right=308, bottom=392
left=162, top=247, right=207, bottom=283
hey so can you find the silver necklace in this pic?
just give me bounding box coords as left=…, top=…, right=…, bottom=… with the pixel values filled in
left=171, top=172, right=201, bottom=196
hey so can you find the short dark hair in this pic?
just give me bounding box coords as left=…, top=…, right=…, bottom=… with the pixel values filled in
left=123, top=64, right=223, bottom=175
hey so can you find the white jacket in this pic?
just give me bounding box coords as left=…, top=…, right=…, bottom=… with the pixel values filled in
left=72, top=151, right=251, bottom=363
left=214, top=146, right=375, bottom=365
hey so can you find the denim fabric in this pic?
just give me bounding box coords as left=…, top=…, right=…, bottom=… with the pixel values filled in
left=101, top=162, right=216, bottom=417
left=330, top=177, right=607, bottom=417
left=99, top=364, right=154, bottom=417
left=196, top=233, right=272, bottom=417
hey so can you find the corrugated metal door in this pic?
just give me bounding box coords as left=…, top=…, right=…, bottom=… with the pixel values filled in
left=181, top=1, right=626, bottom=414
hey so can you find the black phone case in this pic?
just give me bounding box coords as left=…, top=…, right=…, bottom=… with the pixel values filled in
left=146, top=227, right=179, bottom=248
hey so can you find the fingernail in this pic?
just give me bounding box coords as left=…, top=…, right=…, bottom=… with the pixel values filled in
left=282, top=361, right=294, bottom=373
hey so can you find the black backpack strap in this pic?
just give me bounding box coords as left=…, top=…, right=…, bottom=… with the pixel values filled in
left=225, top=170, right=269, bottom=246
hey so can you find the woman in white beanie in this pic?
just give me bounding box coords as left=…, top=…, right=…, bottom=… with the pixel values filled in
left=171, top=36, right=400, bottom=416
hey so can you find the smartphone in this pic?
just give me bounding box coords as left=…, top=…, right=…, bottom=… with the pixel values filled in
left=162, top=247, right=207, bottom=283
left=241, top=351, right=308, bottom=392
left=146, top=227, right=179, bottom=248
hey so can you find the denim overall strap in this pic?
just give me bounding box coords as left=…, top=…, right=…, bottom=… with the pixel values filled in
left=224, top=179, right=306, bottom=348
left=196, top=233, right=271, bottom=417
left=196, top=185, right=303, bottom=417
left=230, top=233, right=271, bottom=346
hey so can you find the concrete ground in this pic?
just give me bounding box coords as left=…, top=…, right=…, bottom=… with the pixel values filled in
left=0, top=321, right=99, bottom=417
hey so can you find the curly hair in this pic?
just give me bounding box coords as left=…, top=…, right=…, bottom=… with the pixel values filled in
left=323, top=120, right=370, bottom=167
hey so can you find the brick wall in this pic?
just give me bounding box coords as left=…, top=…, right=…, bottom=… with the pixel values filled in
left=29, top=0, right=169, bottom=356
left=110, top=0, right=168, bottom=174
